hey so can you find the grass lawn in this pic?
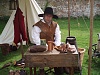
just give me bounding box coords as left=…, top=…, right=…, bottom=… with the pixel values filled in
left=0, top=16, right=100, bottom=75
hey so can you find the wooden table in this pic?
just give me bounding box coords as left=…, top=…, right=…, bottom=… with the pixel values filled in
left=24, top=46, right=79, bottom=75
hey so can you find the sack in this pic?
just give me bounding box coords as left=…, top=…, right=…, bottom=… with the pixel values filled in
left=29, top=45, right=46, bottom=53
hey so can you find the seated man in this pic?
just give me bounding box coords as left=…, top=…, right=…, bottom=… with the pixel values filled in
left=32, top=7, right=61, bottom=46
left=32, top=7, right=65, bottom=75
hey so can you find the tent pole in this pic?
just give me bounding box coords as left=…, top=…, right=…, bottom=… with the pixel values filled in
left=68, top=0, right=70, bottom=37
left=25, top=0, right=29, bottom=45
left=16, top=0, right=19, bottom=8
left=20, top=42, right=24, bottom=58
left=88, top=0, right=94, bottom=75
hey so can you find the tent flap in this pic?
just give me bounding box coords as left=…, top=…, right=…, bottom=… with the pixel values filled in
left=0, top=0, right=43, bottom=45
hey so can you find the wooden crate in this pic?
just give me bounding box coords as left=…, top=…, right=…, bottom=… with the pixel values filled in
left=0, top=44, right=10, bottom=55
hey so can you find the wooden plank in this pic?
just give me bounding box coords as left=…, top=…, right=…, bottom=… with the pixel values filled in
left=29, top=67, right=33, bottom=75
left=34, top=67, right=36, bottom=75
left=69, top=67, right=74, bottom=75
left=25, top=53, right=78, bottom=67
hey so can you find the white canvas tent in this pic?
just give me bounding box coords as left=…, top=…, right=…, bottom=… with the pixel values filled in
left=0, top=0, right=43, bottom=45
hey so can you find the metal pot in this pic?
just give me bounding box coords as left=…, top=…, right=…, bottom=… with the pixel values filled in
left=66, top=36, right=76, bottom=45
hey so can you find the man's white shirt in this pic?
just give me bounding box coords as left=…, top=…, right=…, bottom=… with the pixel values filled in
left=32, top=19, right=61, bottom=46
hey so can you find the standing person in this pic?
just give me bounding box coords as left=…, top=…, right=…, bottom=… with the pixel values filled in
left=32, top=7, right=64, bottom=75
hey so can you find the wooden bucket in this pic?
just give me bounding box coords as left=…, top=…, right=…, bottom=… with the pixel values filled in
left=78, top=48, right=86, bottom=66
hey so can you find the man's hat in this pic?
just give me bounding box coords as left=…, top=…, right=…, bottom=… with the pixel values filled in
left=38, top=7, right=58, bottom=19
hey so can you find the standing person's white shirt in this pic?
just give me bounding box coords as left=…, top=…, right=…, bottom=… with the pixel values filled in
left=32, top=19, right=61, bottom=46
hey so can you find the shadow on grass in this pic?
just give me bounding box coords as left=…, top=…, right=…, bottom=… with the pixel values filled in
left=0, top=48, right=21, bottom=62
left=0, top=45, right=29, bottom=67
left=89, top=56, right=100, bottom=75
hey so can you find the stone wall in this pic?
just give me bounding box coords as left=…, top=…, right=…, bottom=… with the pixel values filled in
left=36, top=0, right=100, bottom=18
left=0, top=0, right=100, bottom=18
left=0, top=0, right=12, bottom=17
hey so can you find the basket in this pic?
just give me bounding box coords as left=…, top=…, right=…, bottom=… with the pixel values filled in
left=78, top=48, right=86, bottom=66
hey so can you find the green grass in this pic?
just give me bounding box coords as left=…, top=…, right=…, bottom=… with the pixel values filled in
left=0, top=16, right=100, bottom=75
left=0, top=16, right=9, bottom=34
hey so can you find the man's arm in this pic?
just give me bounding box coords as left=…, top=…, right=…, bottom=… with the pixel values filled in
left=54, top=24, right=61, bottom=46
left=32, top=26, right=41, bottom=45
